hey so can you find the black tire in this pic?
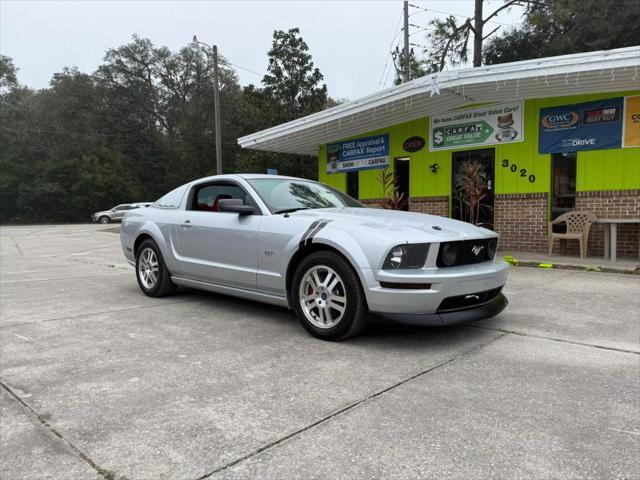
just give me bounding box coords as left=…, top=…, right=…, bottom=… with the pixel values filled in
left=135, top=239, right=176, bottom=297
left=99, top=216, right=110, bottom=224
left=292, top=251, right=367, bottom=341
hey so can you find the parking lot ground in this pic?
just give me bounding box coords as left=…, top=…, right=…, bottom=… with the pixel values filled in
left=1, top=224, right=639, bottom=480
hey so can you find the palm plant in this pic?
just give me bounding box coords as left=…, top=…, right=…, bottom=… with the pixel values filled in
left=377, top=169, right=407, bottom=210
left=453, top=160, right=489, bottom=225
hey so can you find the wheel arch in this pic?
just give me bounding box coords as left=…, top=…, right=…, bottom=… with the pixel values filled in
left=285, top=241, right=369, bottom=310
left=132, top=222, right=168, bottom=258
left=133, top=232, right=154, bottom=256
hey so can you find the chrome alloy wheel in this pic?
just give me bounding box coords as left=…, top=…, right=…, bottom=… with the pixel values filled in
left=299, top=265, right=347, bottom=329
left=138, top=247, right=159, bottom=289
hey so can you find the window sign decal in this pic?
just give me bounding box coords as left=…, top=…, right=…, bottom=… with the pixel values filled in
left=538, top=97, right=624, bottom=154
left=429, top=101, right=524, bottom=152
left=623, top=95, right=640, bottom=148
left=326, top=134, right=389, bottom=174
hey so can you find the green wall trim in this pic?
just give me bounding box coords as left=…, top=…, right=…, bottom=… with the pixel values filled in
left=318, top=90, right=640, bottom=199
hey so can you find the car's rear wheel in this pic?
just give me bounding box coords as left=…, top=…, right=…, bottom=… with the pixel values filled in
left=292, top=251, right=367, bottom=341
left=99, top=216, right=110, bottom=224
left=135, top=239, right=176, bottom=297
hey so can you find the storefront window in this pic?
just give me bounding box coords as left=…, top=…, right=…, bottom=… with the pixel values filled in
left=346, top=171, right=359, bottom=199
left=551, top=152, right=577, bottom=221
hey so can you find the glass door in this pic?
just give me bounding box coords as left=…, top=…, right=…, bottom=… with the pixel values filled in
left=451, top=149, right=495, bottom=229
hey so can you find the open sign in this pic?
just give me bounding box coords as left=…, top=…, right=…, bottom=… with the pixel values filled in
left=403, top=136, right=425, bottom=152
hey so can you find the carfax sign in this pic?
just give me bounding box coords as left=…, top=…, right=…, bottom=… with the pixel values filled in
left=429, top=101, right=524, bottom=151
left=326, top=134, right=389, bottom=174
left=538, top=97, right=625, bottom=153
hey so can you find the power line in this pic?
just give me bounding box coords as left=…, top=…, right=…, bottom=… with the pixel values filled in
left=378, top=8, right=404, bottom=88
left=226, top=61, right=262, bottom=77
left=409, top=23, right=436, bottom=36
left=408, top=2, right=518, bottom=27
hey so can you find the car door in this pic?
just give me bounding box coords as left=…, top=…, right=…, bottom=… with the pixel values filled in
left=173, top=181, right=261, bottom=291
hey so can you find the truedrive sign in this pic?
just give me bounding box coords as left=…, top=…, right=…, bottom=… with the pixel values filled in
left=538, top=97, right=625, bottom=154
left=429, top=101, right=524, bottom=152
left=326, top=134, right=389, bottom=174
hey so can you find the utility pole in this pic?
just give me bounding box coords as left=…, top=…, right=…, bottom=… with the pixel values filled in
left=212, top=45, right=222, bottom=175
left=192, top=36, right=223, bottom=175
left=403, top=0, right=410, bottom=82
left=473, top=0, right=484, bottom=68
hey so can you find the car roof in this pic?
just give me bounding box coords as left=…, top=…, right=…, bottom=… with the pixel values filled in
left=190, top=173, right=315, bottom=183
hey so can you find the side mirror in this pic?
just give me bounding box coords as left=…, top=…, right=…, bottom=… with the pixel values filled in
left=217, top=198, right=255, bottom=215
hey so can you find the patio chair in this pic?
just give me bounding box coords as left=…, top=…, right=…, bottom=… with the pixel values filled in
left=548, top=211, right=598, bottom=258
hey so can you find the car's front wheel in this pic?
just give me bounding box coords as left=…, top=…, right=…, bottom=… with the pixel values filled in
left=99, top=216, right=110, bottom=224
left=292, top=251, right=367, bottom=341
left=135, top=239, right=176, bottom=297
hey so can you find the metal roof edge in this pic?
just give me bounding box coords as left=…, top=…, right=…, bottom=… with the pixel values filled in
left=237, top=46, right=640, bottom=148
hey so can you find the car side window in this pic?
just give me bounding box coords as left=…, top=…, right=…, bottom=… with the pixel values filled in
left=114, top=205, right=128, bottom=211
left=191, top=183, right=249, bottom=212
left=155, top=185, right=188, bottom=208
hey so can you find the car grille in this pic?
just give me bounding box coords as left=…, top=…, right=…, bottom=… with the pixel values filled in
left=437, top=287, right=502, bottom=313
left=436, top=239, right=495, bottom=267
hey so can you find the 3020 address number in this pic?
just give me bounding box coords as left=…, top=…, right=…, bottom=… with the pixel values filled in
left=502, top=159, right=535, bottom=183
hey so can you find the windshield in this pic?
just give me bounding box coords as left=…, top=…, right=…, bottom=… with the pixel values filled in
left=248, top=178, right=363, bottom=213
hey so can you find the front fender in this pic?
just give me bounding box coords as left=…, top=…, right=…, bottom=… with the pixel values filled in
left=310, top=227, right=371, bottom=270
left=293, top=226, right=373, bottom=293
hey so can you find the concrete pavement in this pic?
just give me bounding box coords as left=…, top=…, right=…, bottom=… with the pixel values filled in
left=1, top=224, right=638, bottom=480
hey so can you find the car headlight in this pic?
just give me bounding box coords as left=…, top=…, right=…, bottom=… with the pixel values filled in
left=487, top=238, right=498, bottom=259
left=382, top=244, right=429, bottom=269
left=440, top=242, right=458, bottom=266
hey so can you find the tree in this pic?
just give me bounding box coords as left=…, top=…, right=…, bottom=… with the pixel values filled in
left=484, top=0, right=640, bottom=65
left=0, top=55, right=18, bottom=94
left=262, top=28, right=328, bottom=121
left=0, top=29, right=333, bottom=224
left=95, top=35, right=244, bottom=190
left=235, top=28, right=329, bottom=179
left=391, top=47, right=425, bottom=85
left=424, top=0, right=541, bottom=72
left=0, top=60, right=33, bottom=221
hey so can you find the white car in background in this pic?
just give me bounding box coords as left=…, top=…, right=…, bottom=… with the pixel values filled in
left=92, top=203, right=152, bottom=224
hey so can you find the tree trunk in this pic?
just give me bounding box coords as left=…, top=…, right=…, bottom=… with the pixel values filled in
left=473, top=0, right=484, bottom=67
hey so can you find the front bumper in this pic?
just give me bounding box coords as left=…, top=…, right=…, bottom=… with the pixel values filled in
left=377, top=292, right=508, bottom=326
left=360, top=260, right=509, bottom=326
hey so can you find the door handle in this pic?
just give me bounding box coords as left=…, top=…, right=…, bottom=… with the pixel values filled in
left=181, top=219, right=193, bottom=228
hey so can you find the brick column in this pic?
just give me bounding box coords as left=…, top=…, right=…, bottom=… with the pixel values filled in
left=494, top=193, right=549, bottom=253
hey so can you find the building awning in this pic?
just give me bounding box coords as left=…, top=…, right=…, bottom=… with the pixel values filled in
left=237, top=46, right=640, bottom=156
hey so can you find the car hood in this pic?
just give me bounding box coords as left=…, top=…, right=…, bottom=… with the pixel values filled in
left=293, top=207, right=496, bottom=243
left=93, top=210, right=111, bottom=217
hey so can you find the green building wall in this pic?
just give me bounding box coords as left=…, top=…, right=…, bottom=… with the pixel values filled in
left=318, top=90, right=640, bottom=207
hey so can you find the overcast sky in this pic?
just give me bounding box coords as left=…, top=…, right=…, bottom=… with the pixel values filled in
left=1, top=0, right=524, bottom=100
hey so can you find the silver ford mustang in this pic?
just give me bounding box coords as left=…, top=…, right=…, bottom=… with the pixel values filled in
left=120, top=174, right=508, bottom=340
